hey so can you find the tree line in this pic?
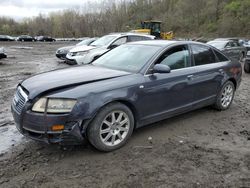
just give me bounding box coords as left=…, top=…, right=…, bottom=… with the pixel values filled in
left=0, top=0, right=249, bottom=38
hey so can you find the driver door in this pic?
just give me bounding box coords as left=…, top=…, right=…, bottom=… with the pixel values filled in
left=138, top=44, right=197, bottom=123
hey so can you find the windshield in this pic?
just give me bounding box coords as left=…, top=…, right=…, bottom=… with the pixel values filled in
left=76, top=38, right=94, bottom=46
left=90, top=35, right=116, bottom=47
left=93, top=44, right=161, bottom=73
left=207, top=41, right=227, bottom=49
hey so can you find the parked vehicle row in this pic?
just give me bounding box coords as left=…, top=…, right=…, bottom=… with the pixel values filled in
left=0, top=35, right=15, bottom=41
left=12, top=40, right=242, bottom=151
left=0, top=35, right=57, bottom=42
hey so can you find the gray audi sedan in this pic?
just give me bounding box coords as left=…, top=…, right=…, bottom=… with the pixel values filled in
left=11, top=40, right=242, bottom=151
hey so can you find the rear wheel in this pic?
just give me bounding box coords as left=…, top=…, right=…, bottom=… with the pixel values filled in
left=214, top=81, right=235, bottom=110
left=87, top=103, right=134, bottom=152
left=244, top=62, right=250, bottom=73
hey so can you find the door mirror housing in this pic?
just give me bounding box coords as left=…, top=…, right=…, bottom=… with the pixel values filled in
left=153, top=64, right=171, bottom=74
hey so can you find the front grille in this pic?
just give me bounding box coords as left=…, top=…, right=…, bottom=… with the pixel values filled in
left=13, top=86, right=28, bottom=114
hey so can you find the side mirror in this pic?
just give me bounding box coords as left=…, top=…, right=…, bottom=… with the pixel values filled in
left=153, top=64, right=171, bottom=74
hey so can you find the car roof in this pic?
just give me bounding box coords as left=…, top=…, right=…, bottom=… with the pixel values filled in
left=107, top=32, right=155, bottom=39
left=127, top=40, right=208, bottom=47
left=214, top=38, right=239, bottom=42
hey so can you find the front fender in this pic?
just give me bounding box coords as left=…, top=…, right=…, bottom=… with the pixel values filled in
left=72, top=87, right=139, bottom=122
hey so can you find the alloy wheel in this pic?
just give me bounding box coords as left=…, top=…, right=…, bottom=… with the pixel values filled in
left=221, top=84, right=234, bottom=108
left=99, top=111, right=130, bottom=146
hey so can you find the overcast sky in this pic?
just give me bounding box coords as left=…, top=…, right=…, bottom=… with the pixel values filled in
left=0, top=0, right=94, bottom=20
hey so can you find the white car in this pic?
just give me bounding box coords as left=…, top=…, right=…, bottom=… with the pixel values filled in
left=66, top=33, right=155, bottom=65
left=0, top=47, right=7, bottom=59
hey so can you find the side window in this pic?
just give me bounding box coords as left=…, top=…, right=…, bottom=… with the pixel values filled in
left=111, top=37, right=127, bottom=46
left=225, top=42, right=231, bottom=48
left=156, top=45, right=190, bottom=70
left=233, top=42, right=240, bottom=47
left=143, top=36, right=152, bottom=40
left=128, top=36, right=143, bottom=42
left=191, top=44, right=216, bottom=66
left=214, top=49, right=229, bottom=62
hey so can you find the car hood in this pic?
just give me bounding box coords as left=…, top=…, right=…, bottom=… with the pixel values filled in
left=21, top=65, right=131, bottom=99
left=70, top=45, right=96, bottom=53
left=58, top=46, right=75, bottom=51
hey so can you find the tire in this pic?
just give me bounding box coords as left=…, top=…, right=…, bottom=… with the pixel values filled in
left=214, top=81, right=235, bottom=111
left=87, top=102, right=134, bottom=152
left=244, top=62, right=250, bottom=73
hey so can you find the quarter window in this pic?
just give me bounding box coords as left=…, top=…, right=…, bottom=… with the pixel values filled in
left=156, top=45, right=189, bottom=70
left=112, top=37, right=127, bottom=46
left=191, top=44, right=216, bottom=66
left=214, top=49, right=229, bottom=62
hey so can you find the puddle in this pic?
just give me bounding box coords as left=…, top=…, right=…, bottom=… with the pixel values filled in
left=0, top=125, right=23, bottom=154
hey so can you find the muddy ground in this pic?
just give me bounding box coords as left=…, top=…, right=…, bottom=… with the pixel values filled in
left=0, top=42, right=250, bottom=188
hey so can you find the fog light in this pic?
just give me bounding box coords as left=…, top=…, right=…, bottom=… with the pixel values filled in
left=52, top=125, right=65, bottom=131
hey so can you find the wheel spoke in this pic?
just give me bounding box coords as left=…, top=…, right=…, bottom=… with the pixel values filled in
left=101, top=128, right=110, bottom=134
left=221, top=97, right=225, bottom=102
left=116, top=112, right=123, bottom=123
left=104, top=133, right=112, bottom=142
left=111, top=112, right=116, bottom=124
left=119, top=127, right=128, bottom=132
left=120, top=118, right=128, bottom=126
left=111, top=135, right=116, bottom=145
left=103, top=120, right=111, bottom=127
left=117, top=132, right=122, bottom=140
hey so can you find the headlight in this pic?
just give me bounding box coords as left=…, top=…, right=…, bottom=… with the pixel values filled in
left=32, top=98, right=77, bottom=113
left=76, top=51, right=88, bottom=56
left=57, top=49, right=66, bottom=54
left=247, top=51, right=250, bottom=56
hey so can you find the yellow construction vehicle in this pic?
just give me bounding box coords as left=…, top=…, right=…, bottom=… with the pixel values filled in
left=132, top=20, right=174, bottom=40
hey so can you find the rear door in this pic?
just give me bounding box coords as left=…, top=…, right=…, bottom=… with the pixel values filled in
left=190, top=44, right=228, bottom=106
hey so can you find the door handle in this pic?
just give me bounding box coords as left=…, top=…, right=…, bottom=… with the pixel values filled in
left=187, top=75, right=194, bottom=80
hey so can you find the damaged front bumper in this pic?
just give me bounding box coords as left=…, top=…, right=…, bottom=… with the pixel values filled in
left=11, top=103, right=86, bottom=145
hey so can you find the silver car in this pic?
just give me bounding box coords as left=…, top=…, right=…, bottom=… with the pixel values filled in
left=66, top=33, right=155, bottom=65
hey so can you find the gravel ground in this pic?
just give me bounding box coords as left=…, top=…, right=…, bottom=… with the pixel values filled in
left=0, top=42, right=250, bottom=188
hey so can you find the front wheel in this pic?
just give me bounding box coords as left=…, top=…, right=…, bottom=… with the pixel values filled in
left=214, top=81, right=235, bottom=110
left=87, top=103, right=134, bottom=152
